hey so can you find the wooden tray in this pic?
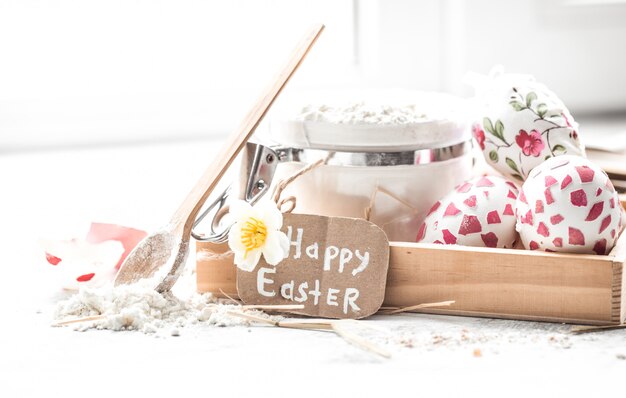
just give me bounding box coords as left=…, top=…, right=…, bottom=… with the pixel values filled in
left=383, top=234, right=625, bottom=325
left=196, top=200, right=626, bottom=326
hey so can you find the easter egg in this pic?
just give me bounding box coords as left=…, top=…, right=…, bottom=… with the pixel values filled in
left=515, top=155, right=622, bottom=254
left=471, top=70, right=585, bottom=182
left=417, top=175, right=519, bottom=248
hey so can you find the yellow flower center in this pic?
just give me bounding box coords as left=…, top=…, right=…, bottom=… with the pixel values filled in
left=240, top=217, right=267, bottom=258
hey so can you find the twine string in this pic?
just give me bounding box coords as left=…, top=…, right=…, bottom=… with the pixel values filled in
left=271, top=155, right=332, bottom=213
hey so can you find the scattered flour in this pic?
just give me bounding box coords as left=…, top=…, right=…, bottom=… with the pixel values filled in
left=53, top=278, right=283, bottom=334
left=372, top=317, right=577, bottom=356
left=297, top=102, right=428, bottom=125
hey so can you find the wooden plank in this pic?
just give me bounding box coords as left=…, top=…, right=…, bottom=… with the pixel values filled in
left=384, top=242, right=617, bottom=324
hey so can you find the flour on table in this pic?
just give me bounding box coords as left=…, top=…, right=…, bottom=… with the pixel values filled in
left=53, top=277, right=283, bottom=334
left=297, top=102, right=428, bottom=125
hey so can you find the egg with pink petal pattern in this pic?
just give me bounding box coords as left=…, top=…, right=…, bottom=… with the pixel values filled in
left=417, top=175, right=520, bottom=248
left=515, top=155, right=622, bottom=254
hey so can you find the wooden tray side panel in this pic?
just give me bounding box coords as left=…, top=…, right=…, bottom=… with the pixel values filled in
left=385, top=244, right=617, bottom=324
left=609, top=230, right=626, bottom=324
left=196, top=242, right=239, bottom=299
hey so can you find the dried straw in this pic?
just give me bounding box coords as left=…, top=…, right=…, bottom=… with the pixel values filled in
left=225, top=311, right=390, bottom=358
left=331, top=320, right=391, bottom=358
left=364, top=185, right=418, bottom=222
left=225, top=310, right=280, bottom=326
left=218, top=289, right=243, bottom=305
left=570, top=324, right=626, bottom=335
left=279, top=319, right=334, bottom=330
left=378, top=300, right=456, bottom=315
left=52, top=315, right=107, bottom=327
left=52, top=303, right=304, bottom=328
left=226, top=310, right=331, bottom=330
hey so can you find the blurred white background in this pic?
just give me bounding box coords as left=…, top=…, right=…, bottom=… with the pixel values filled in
left=1, top=0, right=626, bottom=151
left=2, top=3, right=626, bottom=387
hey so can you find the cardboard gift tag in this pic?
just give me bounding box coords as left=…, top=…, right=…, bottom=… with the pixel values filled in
left=237, top=213, right=390, bottom=319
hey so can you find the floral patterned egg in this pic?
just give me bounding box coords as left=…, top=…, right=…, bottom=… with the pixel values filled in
left=417, top=175, right=520, bottom=248
left=471, top=70, right=585, bottom=182
left=515, top=156, right=622, bottom=255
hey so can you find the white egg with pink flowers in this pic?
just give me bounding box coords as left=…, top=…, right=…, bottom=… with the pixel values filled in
left=470, top=70, right=585, bottom=183
left=515, top=155, right=622, bottom=254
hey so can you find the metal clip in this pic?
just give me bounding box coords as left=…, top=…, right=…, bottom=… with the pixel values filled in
left=241, top=141, right=283, bottom=203
left=191, top=141, right=285, bottom=242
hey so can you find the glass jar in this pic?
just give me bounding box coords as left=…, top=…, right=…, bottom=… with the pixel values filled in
left=263, top=95, right=475, bottom=242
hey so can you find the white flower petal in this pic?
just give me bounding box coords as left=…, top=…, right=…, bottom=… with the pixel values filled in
left=227, top=223, right=246, bottom=252
left=276, top=230, right=290, bottom=254
left=236, top=249, right=262, bottom=272
left=233, top=251, right=245, bottom=264
left=262, top=231, right=289, bottom=265
left=256, top=200, right=283, bottom=231
left=228, top=200, right=253, bottom=220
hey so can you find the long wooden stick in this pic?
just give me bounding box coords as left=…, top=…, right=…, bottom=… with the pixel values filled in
left=52, top=315, right=107, bottom=327
left=170, top=23, right=326, bottom=231
left=279, top=319, right=334, bottom=330
left=226, top=310, right=279, bottom=326
left=226, top=311, right=390, bottom=358
left=53, top=303, right=304, bottom=327
left=225, top=311, right=332, bottom=330
left=570, top=324, right=626, bottom=334
left=378, top=300, right=456, bottom=315
left=331, top=321, right=391, bottom=359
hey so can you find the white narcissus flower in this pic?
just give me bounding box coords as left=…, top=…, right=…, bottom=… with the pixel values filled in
left=227, top=200, right=290, bottom=272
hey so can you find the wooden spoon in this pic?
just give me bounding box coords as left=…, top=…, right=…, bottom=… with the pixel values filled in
left=114, top=24, right=325, bottom=293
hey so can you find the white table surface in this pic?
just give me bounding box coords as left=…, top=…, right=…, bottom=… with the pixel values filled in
left=2, top=139, right=626, bottom=397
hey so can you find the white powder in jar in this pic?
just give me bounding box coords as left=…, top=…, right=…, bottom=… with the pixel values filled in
left=297, top=102, right=428, bottom=125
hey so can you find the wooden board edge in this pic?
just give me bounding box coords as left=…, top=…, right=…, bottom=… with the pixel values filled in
left=612, top=261, right=624, bottom=324
left=609, top=226, right=626, bottom=263
left=387, top=308, right=618, bottom=326
left=609, top=217, right=626, bottom=324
